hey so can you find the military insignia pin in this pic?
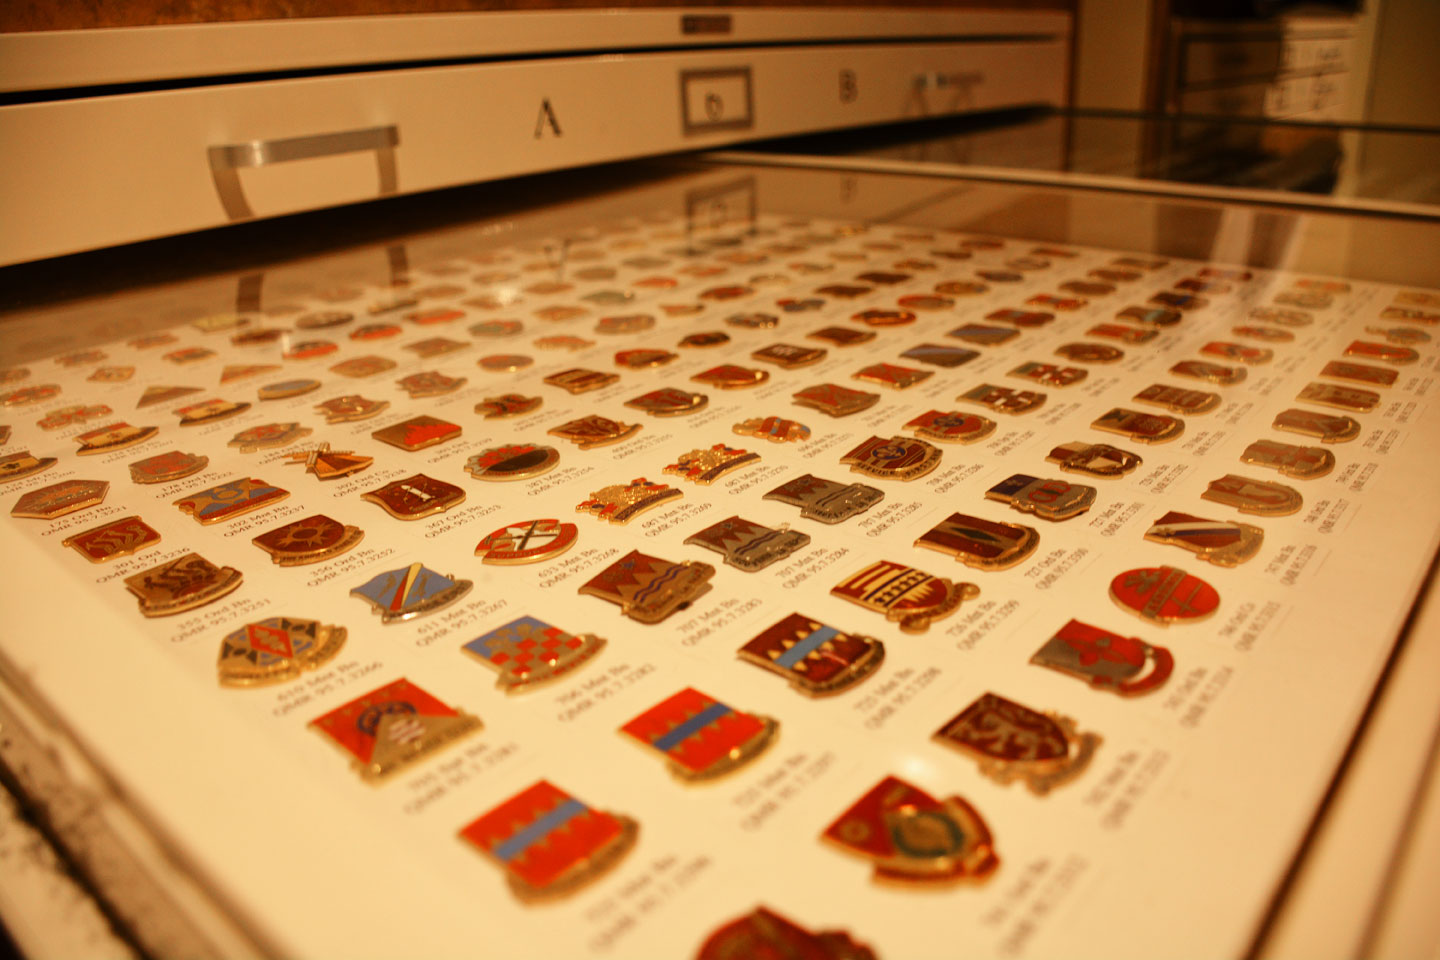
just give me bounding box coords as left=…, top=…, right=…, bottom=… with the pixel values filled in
left=751, top=343, right=826, bottom=368
left=285, top=443, right=373, bottom=481
left=1088, top=322, right=1156, bottom=344
left=227, top=422, right=312, bottom=453
left=350, top=562, right=472, bottom=623
left=477, top=354, right=531, bottom=372
left=1201, top=341, right=1271, bottom=365
left=129, top=450, right=208, bottom=484
left=807, top=326, right=875, bottom=347
left=11, top=479, right=108, bottom=519
left=578, top=549, right=715, bottom=623
left=839, top=435, right=942, bottom=481
left=792, top=383, right=880, bottom=418
left=914, top=512, right=1039, bottom=571
left=830, top=560, right=976, bottom=633
left=175, top=398, right=251, bottom=425
left=219, top=363, right=280, bottom=382
left=74, top=422, right=159, bottom=455
left=959, top=383, right=1045, bottom=415
left=174, top=477, right=288, bottom=524
left=474, top=519, right=577, bottom=564
left=1091, top=407, right=1184, bottom=443
left=822, top=775, right=999, bottom=881
left=1297, top=382, right=1379, bottom=413
left=475, top=393, right=542, bottom=418
left=692, top=364, right=769, bottom=389
left=464, top=443, right=560, bottom=482
left=1117, top=305, right=1181, bottom=327
left=1233, top=325, right=1294, bottom=343
left=851, top=308, right=914, bottom=327
left=987, top=308, right=1054, bottom=328
left=1132, top=384, right=1221, bottom=415
left=397, top=371, right=467, bottom=398
left=360, top=474, right=465, bottom=520
left=935, top=692, right=1100, bottom=794
left=679, top=331, right=731, bottom=349
left=733, top=416, right=811, bottom=443
left=901, top=343, right=979, bottom=368
left=1009, top=362, right=1087, bottom=388
left=330, top=355, right=397, bottom=378
left=985, top=474, right=1096, bottom=521
left=947, top=324, right=1018, bottom=346
left=3, top=384, right=61, bottom=406
left=62, top=515, right=161, bottom=563
left=37, top=403, right=111, bottom=430
left=545, top=368, right=619, bottom=394
left=1320, top=361, right=1398, bottom=387
left=463, top=614, right=605, bottom=692
left=904, top=409, right=996, bottom=444
left=620, top=687, right=777, bottom=781
left=1272, top=407, right=1361, bottom=442
left=1110, top=566, right=1220, bottom=625
left=697, top=907, right=876, bottom=960
left=739, top=612, right=883, bottom=696
left=684, top=515, right=810, bottom=571
left=1055, top=342, right=1123, bottom=364
left=625, top=387, right=708, bottom=417
left=312, top=678, right=481, bottom=781
left=1240, top=438, right=1335, bottom=479
left=577, top=478, right=682, bottom=523
left=124, top=552, right=243, bottom=617
left=853, top=363, right=932, bottom=390
left=1347, top=340, right=1418, bottom=364
left=1251, top=306, right=1312, bottom=327
left=137, top=385, right=201, bottom=408
left=217, top=617, right=346, bottom=687
left=1031, top=620, right=1173, bottom=695
left=315, top=394, right=389, bottom=423
left=614, top=349, right=677, bottom=369
left=764, top=473, right=883, bottom=524
left=1150, top=291, right=1206, bottom=311
left=372, top=415, right=461, bottom=452
left=0, top=451, right=57, bottom=482
left=257, top=378, right=321, bottom=400
left=1144, top=510, right=1263, bottom=566
left=1045, top=441, right=1141, bottom=478
left=547, top=415, right=642, bottom=449
left=1202, top=474, right=1303, bottom=516
left=252, top=514, right=364, bottom=566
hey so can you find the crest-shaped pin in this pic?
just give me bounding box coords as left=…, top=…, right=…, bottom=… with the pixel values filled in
left=361, top=474, right=465, bottom=520
left=62, top=515, right=161, bottom=563
left=217, top=617, right=346, bottom=687
left=137, top=385, right=202, bottom=408
left=1251, top=306, right=1313, bottom=327
left=0, top=451, right=58, bottom=482
left=474, top=519, right=578, bottom=564
left=315, top=394, right=389, bottom=423
left=464, top=443, right=560, bottom=482
left=1272, top=407, right=1361, bottom=442
left=219, top=363, right=280, bottom=382
left=331, top=356, right=398, bottom=378
left=55, top=348, right=107, bottom=367
left=614, top=349, right=677, bottom=369
left=1055, top=342, right=1123, bottom=363
left=596, top=313, right=654, bottom=335
left=1150, top=291, right=1206, bottom=310
left=1202, top=474, right=1303, bottom=516
left=1091, top=407, right=1184, bottom=443
left=822, top=775, right=999, bottom=882
left=312, top=678, right=481, bottom=781
left=665, top=444, right=761, bottom=485
left=621, top=687, right=777, bottom=781
left=3, top=384, right=61, bottom=406
left=1117, top=306, right=1182, bottom=327
left=74, top=422, right=159, bottom=455
left=697, top=907, right=876, bottom=960
left=830, top=559, right=976, bottom=633
left=986, top=474, right=1096, bottom=521
left=1045, top=441, right=1141, bottom=478
left=692, top=364, right=769, bottom=389
left=87, top=365, right=134, bottom=382
left=1365, top=325, right=1431, bottom=346
left=459, top=780, right=637, bottom=901
left=904, top=409, right=996, bottom=445
left=1110, top=565, right=1220, bottom=625
left=37, top=403, right=111, bottom=430
left=751, top=343, right=826, bottom=368
left=1132, top=384, right=1221, bottom=414
left=463, top=615, right=605, bottom=692
left=1144, top=510, right=1263, bottom=566
left=576, top=478, right=682, bottom=523
left=851, top=309, right=910, bottom=328
left=129, top=451, right=208, bottom=484
left=285, top=443, right=373, bottom=481
left=477, top=354, right=532, bottom=373
left=164, top=346, right=216, bottom=365
left=946, top=323, right=1019, bottom=346
left=915, top=512, right=1038, bottom=571
left=1170, top=359, right=1245, bottom=384
left=545, top=368, right=619, bottom=394
left=935, top=692, right=1100, bottom=794
left=625, top=387, right=708, bottom=417
left=404, top=336, right=468, bottom=359
left=11, top=479, right=108, bottom=519
left=684, top=515, right=810, bottom=571
left=764, top=473, right=884, bottom=524
left=901, top=343, right=980, bottom=368
left=1297, top=382, right=1379, bottom=413
left=174, top=477, right=288, bottom=524
left=475, top=393, right=542, bottom=418
left=1201, top=341, right=1272, bottom=365
left=724, top=312, right=778, bottom=330
left=852, top=363, right=932, bottom=390
left=227, top=422, right=312, bottom=453
left=175, top=398, right=251, bottom=425
left=792, top=383, right=880, bottom=418
left=578, top=549, right=714, bottom=623
left=1241, top=438, right=1335, bottom=479
left=1320, top=361, right=1397, bottom=387
left=987, top=308, right=1054, bottom=328
left=124, top=552, right=243, bottom=617
left=1233, top=325, right=1294, bottom=343
left=839, top=435, right=942, bottom=482
left=372, top=415, right=461, bottom=451
left=959, top=383, right=1046, bottom=415
left=732, top=416, right=811, bottom=443
left=252, top=514, right=364, bottom=566
left=806, top=326, right=875, bottom=347
left=547, top=414, right=642, bottom=449
left=1008, top=362, right=1087, bottom=387
left=282, top=339, right=339, bottom=360
left=739, top=612, right=884, bottom=696
left=1087, top=322, right=1156, bottom=344
left=257, top=378, right=321, bottom=400
left=350, top=562, right=472, bottom=623
left=679, top=331, right=732, bottom=349
left=397, top=371, right=467, bottom=398
left=1031, top=620, right=1173, bottom=696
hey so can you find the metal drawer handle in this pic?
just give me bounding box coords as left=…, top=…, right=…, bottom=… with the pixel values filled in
left=207, top=124, right=400, bottom=221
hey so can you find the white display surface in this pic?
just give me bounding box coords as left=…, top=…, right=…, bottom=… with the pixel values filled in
left=0, top=164, right=1436, bottom=959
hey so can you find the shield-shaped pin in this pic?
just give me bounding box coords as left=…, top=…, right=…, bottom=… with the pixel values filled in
left=1320, top=361, right=1397, bottom=387
left=596, top=313, right=653, bottom=335
left=751, top=343, right=826, bottom=368
left=1056, top=342, right=1123, bottom=363
left=311, top=678, right=481, bottom=781
left=164, top=346, right=216, bottom=364
left=620, top=687, right=777, bottom=781
left=37, top=403, right=111, bottom=430
left=124, top=552, right=244, bottom=617
left=1240, top=439, right=1335, bottom=479
left=1091, top=407, right=1184, bottom=443
left=793, top=383, right=880, bottom=418
left=625, top=387, right=709, bottom=417
left=547, top=415, right=642, bottom=448
left=315, top=394, right=389, bottom=423
left=738, top=613, right=884, bottom=696
left=904, top=410, right=997, bottom=445
left=545, top=368, right=619, bottom=394
left=129, top=450, right=208, bottom=484
left=986, top=474, right=1096, bottom=521
left=227, top=422, right=312, bottom=453
left=684, top=515, right=811, bottom=571
left=404, top=336, right=467, bottom=359
left=1031, top=620, right=1173, bottom=696
left=697, top=907, right=875, bottom=960
left=679, top=331, right=731, bottom=349
left=830, top=559, right=976, bottom=633
left=175, top=398, right=251, bottom=425
left=252, top=514, right=364, bottom=566
left=1202, top=474, right=1303, bottom=516
left=988, top=308, right=1054, bottom=327
left=282, top=339, right=338, bottom=360
left=397, top=371, right=466, bottom=398
left=576, top=478, right=682, bottom=523
left=1045, top=441, right=1141, bottom=478
left=853, top=362, right=931, bottom=390
left=62, top=515, right=161, bottom=563
left=946, top=324, right=1018, bottom=346
left=257, top=378, right=321, bottom=400
left=1202, top=341, right=1271, bottom=364
left=3, top=384, right=61, bottom=406
left=464, top=444, right=560, bottom=481
left=732, top=416, right=811, bottom=444
left=1272, top=407, right=1361, bottom=442
left=372, top=415, right=461, bottom=451
left=901, top=343, right=979, bottom=368
left=1088, top=322, right=1156, bottom=344
left=219, top=363, right=280, bottom=382
left=1365, top=325, right=1431, bottom=345
left=1169, top=360, right=1245, bottom=384
left=578, top=549, right=714, bottom=623
left=137, top=385, right=203, bottom=408
left=330, top=356, right=397, bottom=378
left=75, top=422, right=159, bottom=455
left=285, top=443, right=373, bottom=481
left=174, top=477, right=288, bottom=524
left=960, top=383, right=1046, bottom=415
left=1143, top=510, right=1263, bottom=566
left=614, top=349, right=676, bottom=369
left=462, top=615, right=605, bottom=691
left=1110, top=565, right=1220, bottom=625
left=723, top=312, right=778, bottom=330
left=806, top=326, right=875, bottom=347
left=839, top=435, right=942, bottom=481
left=1132, top=384, right=1220, bottom=414
left=350, top=562, right=472, bottom=623
left=11, top=479, right=108, bottom=519
left=217, top=617, right=346, bottom=687
left=474, top=519, right=577, bottom=564
left=821, top=775, right=999, bottom=881
left=361, top=474, right=465, bottom=520
left=1008, top=362, right=1087, bottom=387
left=459, top=780, right=637, bottom=900
left=764, top=473, right=884, bottom=524
left=1117, top=306, right=1181, bottom=326
left=914, top=513, right=1039, bottom=571
left=478, top=353, right=531, bottom=373
left=935, top=692, right=1100, bottom=794
left=692, top=364, right=769, bottom=389
left=1297, top=382, right=1379, bottom=413
left=475, top=393, right=542, bottom=418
